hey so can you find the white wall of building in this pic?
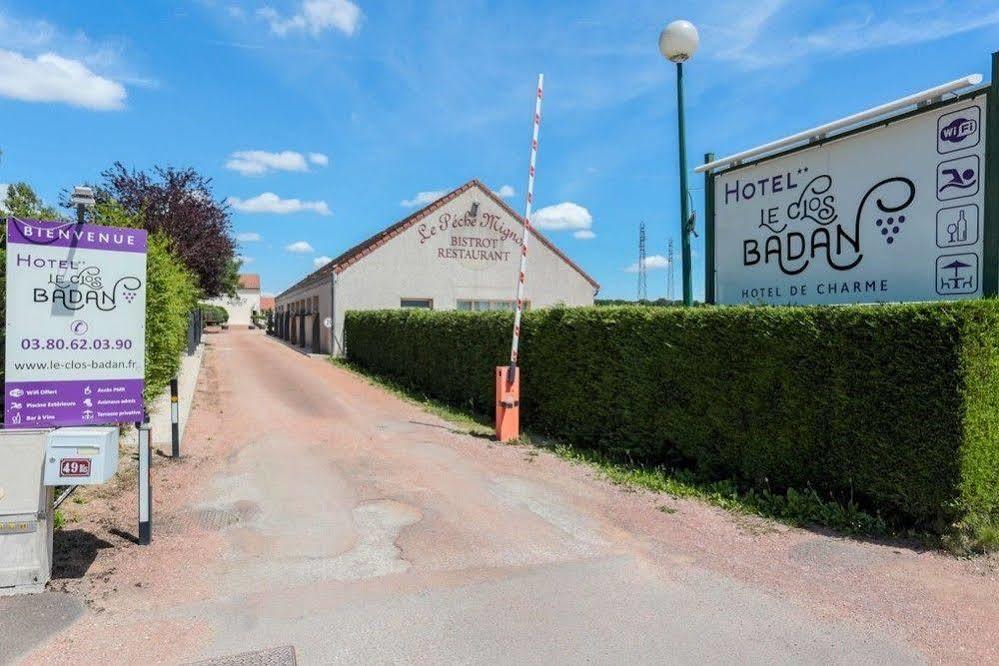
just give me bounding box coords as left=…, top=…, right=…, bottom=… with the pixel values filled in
left=205, top=288, right=261, bottom=328
left=276, top=183, right=597, bottom=354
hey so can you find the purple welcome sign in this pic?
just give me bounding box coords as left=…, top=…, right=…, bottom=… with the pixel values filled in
left=5, top=218, right=148, bottom=429
left=8, top=218, right=147, bottom=253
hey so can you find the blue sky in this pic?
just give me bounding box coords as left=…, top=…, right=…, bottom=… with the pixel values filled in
left=1, top=0, right=997, bottom=299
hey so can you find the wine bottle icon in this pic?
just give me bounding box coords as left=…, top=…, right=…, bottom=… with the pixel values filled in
left=947, top=210, right=969, bottom=244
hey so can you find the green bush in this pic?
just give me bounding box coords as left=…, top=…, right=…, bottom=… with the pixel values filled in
left=143, top=234, right=198, bottom=399
left=94, top=201, right=199, bottom=401
left=345, top=303, right=999, bottom=546
left=199, top=303, right=229, bottom=325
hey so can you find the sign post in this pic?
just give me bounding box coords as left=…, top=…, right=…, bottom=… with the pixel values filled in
left=982, top=52, right=999, bottom=296
left=4, top=218, right=148, bottom=426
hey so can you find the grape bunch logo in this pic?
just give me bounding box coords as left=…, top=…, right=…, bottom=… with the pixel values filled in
left=875, top=214, right=906, bottom=245
left=862, top=178, right=915, bottom=248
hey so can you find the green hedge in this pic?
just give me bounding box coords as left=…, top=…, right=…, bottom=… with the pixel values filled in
left=199, top=303, right=229, bottom=325
left=345, top=304, right=999, bottom=542
left=144, top=234, right=198, bottom=399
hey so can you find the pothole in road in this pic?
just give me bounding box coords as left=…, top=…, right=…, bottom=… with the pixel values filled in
left=314, top=499, right=422, bottom=581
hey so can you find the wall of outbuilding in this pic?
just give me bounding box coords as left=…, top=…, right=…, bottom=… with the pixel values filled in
left=275, top=183, right=597, bottom=355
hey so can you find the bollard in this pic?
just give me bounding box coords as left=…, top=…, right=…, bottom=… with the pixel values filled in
left=137, top=417, right=152, bottom=545
left=494, top=365, right=520, bottom=442
left=170, top=378, right=180, bottom=458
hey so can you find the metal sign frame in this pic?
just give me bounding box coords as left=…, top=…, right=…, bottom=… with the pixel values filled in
left=703, top=52, right=998, bottom=304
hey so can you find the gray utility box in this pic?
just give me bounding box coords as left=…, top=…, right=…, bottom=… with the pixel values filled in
left=0, top=429, right=53, bottom=595
left=43, top=427, right=119, bottom=486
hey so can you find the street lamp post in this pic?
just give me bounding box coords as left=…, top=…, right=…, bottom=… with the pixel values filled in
left=70, top=185, right=96, bottom=224
left=659, top=20, right=699, bottom=306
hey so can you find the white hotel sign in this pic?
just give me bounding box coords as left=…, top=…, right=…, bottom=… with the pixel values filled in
left=713, top=95, right=987, bottom=305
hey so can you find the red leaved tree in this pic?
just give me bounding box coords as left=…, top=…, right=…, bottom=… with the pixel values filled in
left=98, top=163, right=237, bottom=297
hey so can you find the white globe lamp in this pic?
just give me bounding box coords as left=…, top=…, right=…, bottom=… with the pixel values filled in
left=658, top=20, right=699, bottom=63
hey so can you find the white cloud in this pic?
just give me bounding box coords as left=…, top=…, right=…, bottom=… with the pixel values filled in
left=258, top=0, right=362, bottom=37
left=792, top=9, right=999, bottom=58
left=712, top=2, right=999, bottom=69
left=237, top=231, right=262, bottom=242
left=573, top=229, right=596, bottom=240
left=497, top=184, right=515, bottom=198
left=228, top=192, right=331, bottom=215
left=0, top=12, right=152, bottom=91
left=285, top=241, right=315, bottom=253
left=226, top=150, right=306, bottom=175
left=401, top=190, right=445, bottom=208
left=308, top=152, right=329, bottom=166
left=236, top=254, right=255, bottom=264
left=0, top=49, right=126, bottom=110
left=313, top=255, right=332, bottom=268
left=624, top=254, right=670, bottom=273
left=532, top=202, right=593, bottom=232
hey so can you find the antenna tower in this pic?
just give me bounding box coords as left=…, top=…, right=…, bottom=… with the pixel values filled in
left=638, top=222, right=648, bottom=302
left=667, top=237, right=676, bottom=301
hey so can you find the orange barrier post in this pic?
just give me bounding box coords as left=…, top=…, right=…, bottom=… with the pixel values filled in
left=495, top=366, right=520, bottom=442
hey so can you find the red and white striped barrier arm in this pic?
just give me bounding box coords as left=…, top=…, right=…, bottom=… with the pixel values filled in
left=510, top=73, right=544, bottom=367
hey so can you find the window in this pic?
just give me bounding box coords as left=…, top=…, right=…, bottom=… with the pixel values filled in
left=400, top=298, right=433, bottom=309
left=312, top=296, right=319, bottom=313
left=456, top=300, right=527, bottom=312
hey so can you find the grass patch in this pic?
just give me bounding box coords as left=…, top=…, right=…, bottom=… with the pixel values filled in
left=541, top=439, right=892, bottom=537
left=330, top=358, right=494, bottom=437
left=334, top=357, right=923, bottom=545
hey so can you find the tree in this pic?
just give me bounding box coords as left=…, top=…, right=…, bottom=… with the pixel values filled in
left=97, top=163, right=236, bottom=297
left=1, top=182, right=59, bottom=219
left=0, top=183, right=62, bottom=392
left=220, top=256, right=243, bottom=299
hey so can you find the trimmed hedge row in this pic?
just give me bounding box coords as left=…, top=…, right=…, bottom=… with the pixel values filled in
left=344, top=303, right=999, bottom=540
left=144, top=234, right=198, bottom=399
left=199, top=303, right=229, bottom=325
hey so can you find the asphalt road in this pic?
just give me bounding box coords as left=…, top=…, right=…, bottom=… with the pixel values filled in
left=5, top=329, right=997, bottom=664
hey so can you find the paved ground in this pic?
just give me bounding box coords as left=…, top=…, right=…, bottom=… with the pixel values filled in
left=3, top=329, right=999, bottom=664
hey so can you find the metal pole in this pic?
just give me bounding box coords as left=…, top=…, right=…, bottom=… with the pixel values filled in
left=983, top=51, right=999, bottom=297
left=676, top=61, right=693, bottom=306
left=509, top=73, right=544, bottom=373
left=137, top=416, right=151, bottom=545
left=703, top=152, right=715, bottom=304
left=170, top=378, right=180, bottom=458
left=75, top=203, right=85, bottom=225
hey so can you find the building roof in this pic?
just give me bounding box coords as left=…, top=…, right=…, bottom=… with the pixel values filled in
left=238, top=274, right=261, bottom=290
left=277, top=180, right=599, bottom=299
left=260, top=296, right=275, bottom=310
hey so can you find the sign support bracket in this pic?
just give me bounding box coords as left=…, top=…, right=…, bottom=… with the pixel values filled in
left=982, top=51, right=999, bottom=297
left=704, top=152, right=716, bottom=304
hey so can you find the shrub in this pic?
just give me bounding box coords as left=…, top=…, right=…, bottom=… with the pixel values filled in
left=199, top=304, right=229, bottom=325
left=345, top=302, right=999, bottom=546
left=143, top=234, right=198, bottom=399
